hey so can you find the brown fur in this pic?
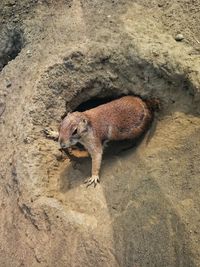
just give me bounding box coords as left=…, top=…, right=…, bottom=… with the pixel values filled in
left=83, top=96, right=153, bottom=141
left=59, top=96, right=155, bottom=186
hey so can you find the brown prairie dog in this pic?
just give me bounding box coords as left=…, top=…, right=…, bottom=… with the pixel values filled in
left=58, top=96, right=157, bottom=187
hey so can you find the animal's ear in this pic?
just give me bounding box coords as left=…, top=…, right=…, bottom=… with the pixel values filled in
left=77, top=117, right=90, bottom=134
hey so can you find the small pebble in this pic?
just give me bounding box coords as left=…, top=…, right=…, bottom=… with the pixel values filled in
left=23, top=137, right=32, bottom=144
left=27, top=50, right=32, bottom=57
left=175, top=34, right=184, bottom=42
left=6, top=81, right=12, bottom=88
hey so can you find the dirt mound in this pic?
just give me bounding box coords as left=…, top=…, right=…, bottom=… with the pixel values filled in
left=0, top=1, right=200, bottom=266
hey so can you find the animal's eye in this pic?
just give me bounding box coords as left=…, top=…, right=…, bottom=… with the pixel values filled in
left=72, top=128, right=78, bottom=135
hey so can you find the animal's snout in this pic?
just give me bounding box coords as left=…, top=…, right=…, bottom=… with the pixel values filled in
left=60, top=143, right=65, bottom=148
left=59, top=137, right=68, bottom=149
left=60, top=142, right=67, bottom=149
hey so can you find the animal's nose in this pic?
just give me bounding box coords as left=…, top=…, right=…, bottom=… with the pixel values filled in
left=59, top=137, right=65, bottom=148
left=60, top=142, right=67, bottom=149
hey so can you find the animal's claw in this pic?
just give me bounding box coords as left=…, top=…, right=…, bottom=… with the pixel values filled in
left=43, top=128, right=59, bottom=140
left=84, top=175, right=100, bottom=187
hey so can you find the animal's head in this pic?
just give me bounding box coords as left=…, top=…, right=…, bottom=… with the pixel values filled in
left=58, top=112, right=90, bottom=149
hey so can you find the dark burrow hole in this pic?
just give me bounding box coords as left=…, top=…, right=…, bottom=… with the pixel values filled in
left=74, top=95, right=122, bottom=112
left=0, top=28, right=24, bottom=71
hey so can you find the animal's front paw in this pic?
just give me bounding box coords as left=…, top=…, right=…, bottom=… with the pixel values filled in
left=43, top=127, right=59, bottom=140
left=84, top=175, right=100, bottom=187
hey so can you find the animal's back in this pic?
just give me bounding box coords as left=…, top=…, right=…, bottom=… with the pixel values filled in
left=83, top=96, right=153, bottom=141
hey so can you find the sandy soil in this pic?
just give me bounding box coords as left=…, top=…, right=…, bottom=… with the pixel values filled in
left=0, top=0, right=200, bottom=266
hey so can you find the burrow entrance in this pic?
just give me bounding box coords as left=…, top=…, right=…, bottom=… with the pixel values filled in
left=0, top=27, right=24, bottom=71
left=74, top=95, right=120, bottom=112
left=33, top=46, right=198, bottom=193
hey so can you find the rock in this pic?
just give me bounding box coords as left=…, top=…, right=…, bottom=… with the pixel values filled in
left=175, top=34, right=184, bottom=41
left=6, top=80, right=12, bottom=87
left=26, top=50, right=32, bottom=57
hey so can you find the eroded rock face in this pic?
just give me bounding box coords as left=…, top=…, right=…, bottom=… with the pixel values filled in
left=0, top=1, right=200, bottom=267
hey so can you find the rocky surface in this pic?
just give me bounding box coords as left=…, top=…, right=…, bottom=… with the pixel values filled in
left=0, top=0, right=200, bottom=266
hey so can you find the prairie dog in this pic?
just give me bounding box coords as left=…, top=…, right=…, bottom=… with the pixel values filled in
left=57, top=96, right=156, bottom=186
